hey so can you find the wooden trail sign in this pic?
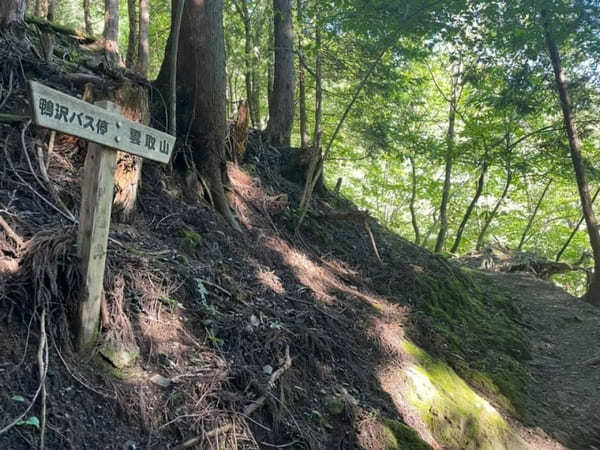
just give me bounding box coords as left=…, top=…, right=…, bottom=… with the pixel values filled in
left=28, top=81, right=176, bottom=352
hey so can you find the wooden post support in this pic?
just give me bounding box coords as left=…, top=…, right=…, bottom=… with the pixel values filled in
left=76, top=100, right=119, bottom=352
left=28, top=81, right=175, bottom=354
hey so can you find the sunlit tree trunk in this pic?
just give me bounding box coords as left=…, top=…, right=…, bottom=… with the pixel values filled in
left=137, top=0, right=149, bottom=77
left=434, top=61, right=462, bottom=253
left=556, top=187, right=600, bottom=262
left=451, top=159, right=488, bottom=253
left=83, top=0, right=93, bottom=35
left=476, top=165, right=512, bottom=251
left=409, top=155, right=421, bottom=245
left=545, top=18, right=600, bottom=304
left=517, top=179, right=552, bottom=251
left=103, top=0, right=120, bottom=66
left=265, top=0, right=295, bottom=147
left=126, top=0, right=138, bottom=69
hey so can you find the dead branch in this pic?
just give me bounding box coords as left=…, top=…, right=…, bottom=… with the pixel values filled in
left=0, top=69, right=14, bottom=109
left=176, top=346, right=292, bottom=449
left=0, top=214, right=24, bottom=249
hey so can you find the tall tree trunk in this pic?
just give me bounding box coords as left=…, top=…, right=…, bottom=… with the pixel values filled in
left=0, top=0, right=27, bottom=28
left=157, top=0, right=239, bottom=230
left=103, top=0, right=120, bottom=66
left=476, top=166, right=512, bottom=251
left=434, top=61, right=462, bottom=253
left=265, top=0, right=295, bottom=147
left=451, top=160, right=488, bottom=253
left=83, top=0, right=93, bottom=35
left=409, top=155, right=421, bottom=245
left=35, top=0, right=43, bottom=17
left=46, top=0, right=55, bottom=20
left=168, top=0, right=185, bottom=136
left=545, top=20, right=600, bottom=304
left=126, top=0, right=138, bottom=69
left=556, top=187, right=600, bottom=262
left=137, top=0, right=149, bottom=77
left=517, top=179, right=552, bottom=251
left=297, top=0, right=308, bottom=149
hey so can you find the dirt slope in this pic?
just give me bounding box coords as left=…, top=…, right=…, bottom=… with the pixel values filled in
left=488, top=272, right=600, bottom=449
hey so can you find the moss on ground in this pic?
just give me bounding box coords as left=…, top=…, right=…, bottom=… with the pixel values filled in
left=412, top=265, right=532, bottom=417
left=401, top=340, right=528, bottom=449
left=381, top=418, right=433, bottom=449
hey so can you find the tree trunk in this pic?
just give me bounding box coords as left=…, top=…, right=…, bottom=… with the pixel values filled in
left=0, top=0, right=27, bottom=28
left=83, top=82, right=150, bottom=223
left=556, top=187, right=600, bottom=262
left=157, top=0, right=240, bottom=230
left=126, top=0, right=138, bottom=69
left=83, top=0, right=93, bottom=35
left=409, top=155, right=420, bottom=245
left=545, top=20, right=600, bottom=304
left=168, top=0, right=185, bottom=136
left=517, top=179, right=552, bottom=251
left=46, top=0, right=55, bottom=20
left=265, top=0, right=295, bottom=147
left=137, top=0, right=149, bottom=77
left=297, top=0, right=308, bottom=149
left=35, top=0, right=43, bottom=17
left=451, top=160, right=488, bottom=253
left=103, top=0, right=120, bottom=66
left=476, top=166, right=512, bottom=251
left=434, top=61, right=462, bottom=253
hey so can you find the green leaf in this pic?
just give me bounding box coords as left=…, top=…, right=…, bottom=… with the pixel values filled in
left=17, top=416, right=40, bottom=429
left=11, top=395, right=25, bottom=403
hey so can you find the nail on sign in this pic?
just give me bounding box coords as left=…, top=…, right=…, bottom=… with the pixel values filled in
left=28, top=81, right=174, bottom=164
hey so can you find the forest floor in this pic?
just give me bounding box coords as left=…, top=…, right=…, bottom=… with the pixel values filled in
left=487, top=272, right=600, bottom=449
left=0, top=23, right=599, bottom=450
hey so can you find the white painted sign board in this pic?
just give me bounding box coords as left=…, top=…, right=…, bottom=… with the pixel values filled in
left=29, top=81, right=175, bottom=164
left=28, top=81, right=175, bottom=352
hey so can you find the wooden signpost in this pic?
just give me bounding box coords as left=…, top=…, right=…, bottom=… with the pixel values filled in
left=28, top=81, right=176, bottom=351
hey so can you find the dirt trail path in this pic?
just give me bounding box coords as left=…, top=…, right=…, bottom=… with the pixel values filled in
left=489, top=272, right=600, bottom=449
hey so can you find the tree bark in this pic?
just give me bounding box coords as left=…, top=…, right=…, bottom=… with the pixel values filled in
left=545, top=18, right=600, bottom=304
left=434, top=61, right=462, bottom=253
left=297, top=0, right=308, bottom=149
left=556, top=187, right=600, bottom=262
left=409, top=155, right=420, bottom=245
left=83, top=0, right=93, bottom=35
left=0, top=0, right=27, bottom=28
left=168, top=0, right=185, bottom=136
left=157, top=0, right=240, bottom=230
left=451, top=160, right=488, bottom=253
left=126, top=0, right=138, bottom=69
left=265, top=0, right=295, bottom=147
left=476, top=166, right=512, bottom=251
left=137, top=0, right=149, bottom=77
left=517, top=179, right=552, bottom=251
left=103, top=0, right=120, bottom=66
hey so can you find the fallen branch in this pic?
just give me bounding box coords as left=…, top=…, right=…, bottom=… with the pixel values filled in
left=176, top=346, right=292, bottom=449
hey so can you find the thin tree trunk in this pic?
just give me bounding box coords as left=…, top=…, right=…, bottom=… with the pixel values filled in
left=297, top=0, right=308, bottom=149
left=35, top=0, right=43, bottom=17
left=434, top=61, right=462, bottom=253
left=126, top=0, right=138, bottom=69
left=168, top=0, right=185, bottom=136
left=451, top=160, right=488, bottom=253
left=265, top=0, right=295, bottom=147
left=476, top=166, right=512, bottom=251
left=517, top=179, right=552, bottom=251
left=409, top=155, right=421, bottom=245
left=103, top=0, right=120, bottom=66
left=46, top=0, right=55, bottom=20
left=545, top=28, right=600, bottom=301
left=83, top=0, right=93, bottom=35
left=556, top=187, right=600, bottom=262
left=545, top=14, right=600, bottom=304
left=137, top=0, right=149, bottom=78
